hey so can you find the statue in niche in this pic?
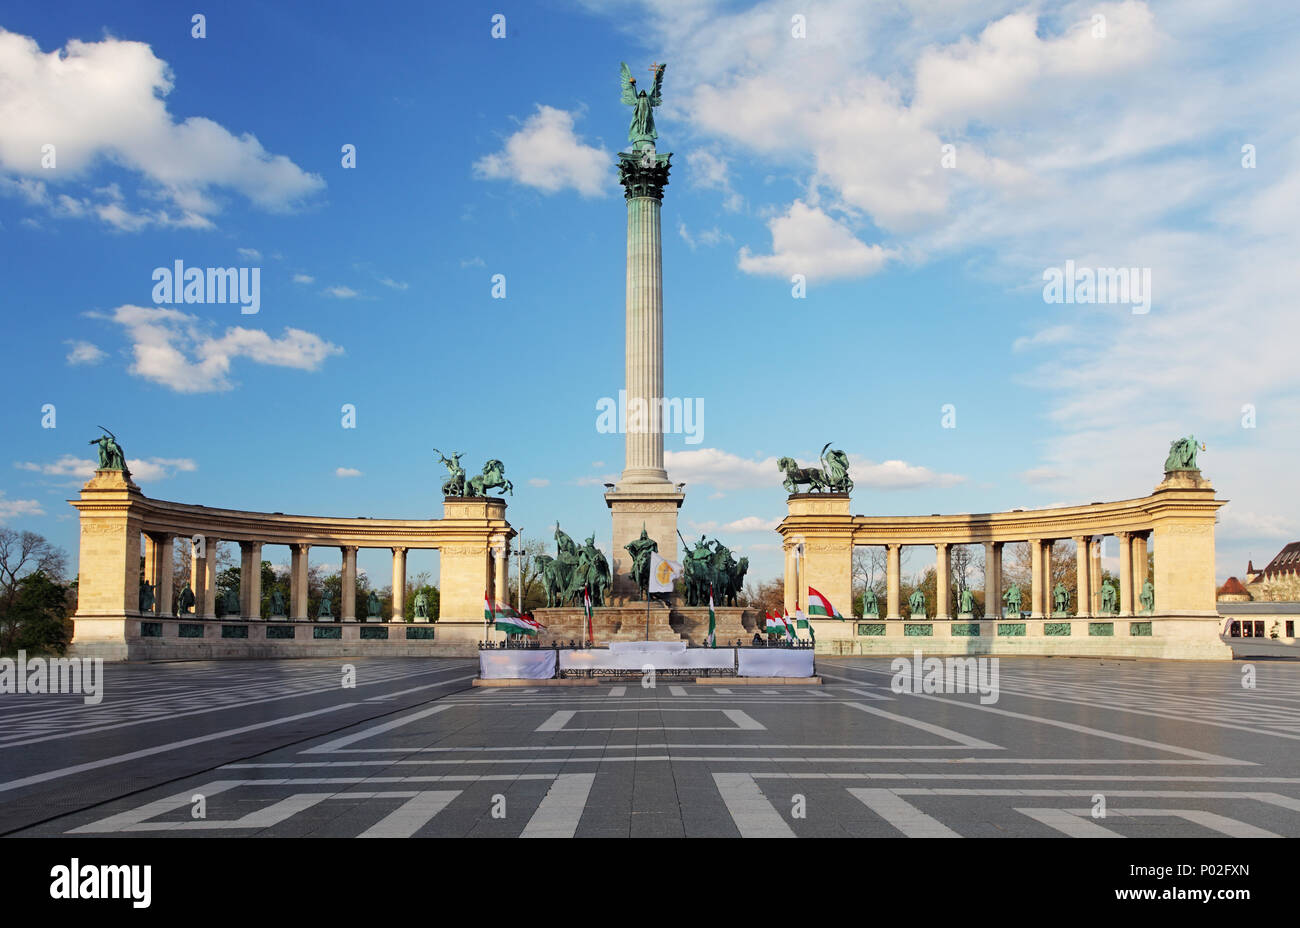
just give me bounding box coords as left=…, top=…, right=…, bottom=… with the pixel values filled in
left=1139, top=579, right=1155, bottom=614
left=413, top=591, right=429, bottom=620
left=1099, top=579, right=1119, bottom=615
left=1052, top=582, right=1070, bottom=615
left=270, top=589, right=286, bottom=616
left=367, top=590, right=382, bottom=619
left=178, top=582, right=195, bottom=615
left=861, top=588, right=879, bottom=617
left=139, top=580, right=154, bottom=613
left=1003, top=584, right=1023, bottom=617
left=318, top=589, right=334, bottom=619
left=959, top=587, right=975, bottom=615
left=625, top=524, right=659, bottom=601
left=908, top=588, right=926, bottom=618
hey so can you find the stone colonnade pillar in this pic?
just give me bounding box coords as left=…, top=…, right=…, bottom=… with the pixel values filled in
left=240, top=540, right=263, bottom=620
left=1029, top=539, right=1044, bottom=618
left=190, top=534, right=207, bottom=617
left=391, top=547, right=407, bottom=622
left=934, top=542, right=950, bottom=620
left=492, top=538, right=509, bottom=608
left=1089, top=538, right=1103, bottom=614
left=1074, top=536, right=1092, bottom=617
left=202, top=537, right=220, bottom=619
left=438, top=496, right=513, bottom=643
left=290, top=543, right=310, bottom=620
left=341, top=546, right=358, bottom=621
left=1117, top=532, right=1134, bottom=617
left=886, top=543, right=902, bottom=620
left=984, top=542, right=1002, bottom=621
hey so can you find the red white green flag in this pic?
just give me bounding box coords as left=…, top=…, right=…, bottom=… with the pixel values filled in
left=807, top=587, right=843, bottom=619
left=583, top=585, right=594, bottom=644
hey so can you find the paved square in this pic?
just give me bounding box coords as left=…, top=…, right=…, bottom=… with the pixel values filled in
left=3, top=656, right=1299, bottom=838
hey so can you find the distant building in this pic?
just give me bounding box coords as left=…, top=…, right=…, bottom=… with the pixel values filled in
left=1244, top=542, right=1300, bottom=602
left=1216, top=577, right=1251, bottom=603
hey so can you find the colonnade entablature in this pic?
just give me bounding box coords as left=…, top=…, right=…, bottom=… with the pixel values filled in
left=778, top=470, right=1226, bottom=627
left=68, top=470, right=513, bottom=655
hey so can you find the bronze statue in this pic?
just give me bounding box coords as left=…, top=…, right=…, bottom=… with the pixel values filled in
left=413, top=590, right=429, bottom=620
left=466, top=459, right=513, bottom=497
left=89, top=427, right=129, bottom=474
left=178, top=581, right=195, bottom=615
left=270, top=589, right=286, bottom=616
left=1099, top=579, right=1119, bottom=615
left=620, top=62, right=666, bottom=150
left=139, top=580, right=154, bottom=613
left=862, top=588, right=880, bottom=617
left=366, top=590, right=382, bottom=619
left=435, top=449, right=466, bottom=497
left=1163, top=436, right=1203, bottom=472
left=777, top=443, right=852, bottom=494
left=959, top=587, right=975, bottom=615
left=317, top=589, right=333, bottom=619
left=624, top=525, right=659, bottom=601
left=1003, top=584, right=1023, bottom=617
left=1139, top=579, right=1155, bottom=614
left=1052, top=582, right=1070, bottom=615
left=908, top=588, right=926, bottom=618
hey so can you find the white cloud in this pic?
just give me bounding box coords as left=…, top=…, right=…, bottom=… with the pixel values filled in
left=1019, top=467, right=1065, bottom=485
left=1012, top=325, right=1074, bottom=353
left=336, top=467, right=363, bottom=478
left=847, top=456, right=967, bottom=490
left=0, top=29, right=323, bottom=229
left=236, top=247, right=261, bottom=260
left=685, top=147, right=742, bottom=210
left=689, top=515, right=779, bottom=534
left=324, top=285, right=359, bottom=299
left=292, top=273, right=314, bottom=284
left=474, top=105, right=610, bottom=197
left=738, top=201, right=895, bottom=280
left=0, top=492, right=43, bottom=522
left=94, top=304, right=342, bottom=393
left=15, top=454, right=195, bottom=483
left=378, top=277, right=408, bottom=291
left=528, top=477, right=550, bottom=487
left=65, top=340, right=106, bottom=365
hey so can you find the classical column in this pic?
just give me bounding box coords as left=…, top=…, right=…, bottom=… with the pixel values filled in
left=1074, top=537, right=1091, bottom=617
left=604, top=142, right=684, bottom=601
left=1134, top=532, right=1149, bottom=589
left=290, top=543, right=309, bottom=620
left=190, top=534, right=207, bottom=617
left=1029, top=539, right=1043, bottom=618
left=1117, top=532, right=1134, bottom=617
left=142, top=533, right=160, bottom=615
left=202, top=537, right=220, bottom=619
left=934, top=542, right=950, bottom=619
left=156, top=534, right=175, bottom=616
left=1042, top=540, right=1055, bottom=613
left=340, top=546, right=358, bottom=621
left=1089, top=537, right=1103, bottom=614
left=886, top=543, right=902, bottom=620
left=492, top=540, right=509, bottom=608
left=239, top=541, right=263, bottom=619
left=391, top=547, right=407, bottom=622
left=984, top=541, right=1002, bottom=622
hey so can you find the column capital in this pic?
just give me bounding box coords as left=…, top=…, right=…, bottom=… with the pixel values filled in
left=294, top=542, right=310, bottom=554
left=618, top=150, right=672, bottom=200
left=340, top=544, right=359, bottom=554
left=390, top=545, right=408, bottom=555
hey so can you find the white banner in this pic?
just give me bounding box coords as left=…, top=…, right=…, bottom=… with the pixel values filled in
left=649, top=552, right=683, bottom=593
left=478, top=650, right=557, bottom=680
left=560, top=647, right=735, bottom=672
left=737, top=648, right=815, bottom=678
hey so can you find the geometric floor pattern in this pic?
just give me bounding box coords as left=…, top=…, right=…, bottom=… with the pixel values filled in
left=5, top=656, right=1299, bottom=837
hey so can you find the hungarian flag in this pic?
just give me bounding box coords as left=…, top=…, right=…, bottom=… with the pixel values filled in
left=488, top=596, right=536, bottom=636
left=521, top=612, right=546, bottom=631
left=765, top=611, right=788, bottom=637
left=807, top=586, right=843, bottom=619
left=795, top=606, right=814, bottom=643
left=583, top=585, right=594, bottom=644
left=706, top=584, right=716, bottom=648
left=782, top=608, right=798, bottom=640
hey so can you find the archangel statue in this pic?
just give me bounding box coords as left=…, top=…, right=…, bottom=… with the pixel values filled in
left=620, top=61, right=666, bottom=151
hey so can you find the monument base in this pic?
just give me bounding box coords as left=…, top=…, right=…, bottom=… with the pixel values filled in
left=533, top=604, right=759, bottom=647
left=604, top=483, right=685, bottom=604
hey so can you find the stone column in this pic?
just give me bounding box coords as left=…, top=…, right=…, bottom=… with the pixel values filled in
left=391, top=546, right=407, bottom=622
left=985, top=541, right=1002, bottom=622
left=492, top=538, right=509, bottom=608
left=240, top=541, right=263, bottom=619
left=191, top=534, right=207, bottom=617
left=1089, top=537, right=1103, bottom=614
left=1029, top=539, right=1043, bottom=618
left=1117, top=532, right=1134, bottom=617
left=1074, top=537, right=1091, bottom=617
left=340, top=546, right=358, bottom=621
left=203, top=538, right=220, bottom=619
left=156, top=534, right=175, bottom=616
left=290, top=543, right=309, bottom=620
left=934, top=542, right=951, bottom=620
left=1134, top=532, right=1149, bottom=589
left=142, top=533, right=160, bottom=615
left=604, top=146, right=684, bottom=602
left=886, top=543, right=902, bottom=619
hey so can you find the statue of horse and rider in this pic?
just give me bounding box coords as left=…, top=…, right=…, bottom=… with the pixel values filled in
left=536, top=524, right=612, bottom=608
left=1163, top=436, right=1203, bottom=473
left=677, top=533, right=748, bottom=607
left=435, top=449, right=513, bottom=497
left=777, top=443, right=853, bottom=494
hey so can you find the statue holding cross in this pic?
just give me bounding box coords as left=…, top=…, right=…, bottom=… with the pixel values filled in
left=620, top=61, right=666, bottom=151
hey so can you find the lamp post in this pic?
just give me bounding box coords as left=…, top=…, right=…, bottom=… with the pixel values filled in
left=512, top=528, right=526, bottom=614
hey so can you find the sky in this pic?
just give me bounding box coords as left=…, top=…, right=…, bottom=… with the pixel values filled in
left=1, top=0, right=1297, bottom=589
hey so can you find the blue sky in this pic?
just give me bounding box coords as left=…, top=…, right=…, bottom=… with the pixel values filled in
left=2, top=0, right=1298, bottom=587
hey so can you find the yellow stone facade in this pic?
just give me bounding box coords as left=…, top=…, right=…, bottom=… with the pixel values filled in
left=68, top=471, right=512, bottom=659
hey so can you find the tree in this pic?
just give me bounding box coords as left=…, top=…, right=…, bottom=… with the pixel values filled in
left=0, top=529, right=70, bottom=653
left=506, top=538, right=548, bottom=613
left=11, top=571, right=74, bottom=654
left=739, top=577, right=784, bottom=614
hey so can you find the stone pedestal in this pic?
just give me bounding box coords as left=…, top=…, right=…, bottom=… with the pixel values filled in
left=605, top=486, right=685, bottom=603
left=779, top=493, right=853, bottom=616
left=439, top=496, right=513, bottom=622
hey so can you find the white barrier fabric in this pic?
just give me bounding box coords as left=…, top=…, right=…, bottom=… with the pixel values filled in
left=479, top=650, right=557, bottom=680
left=560, top=647, right=735, bottom=672
left=737, top=649, right=815, bottom=678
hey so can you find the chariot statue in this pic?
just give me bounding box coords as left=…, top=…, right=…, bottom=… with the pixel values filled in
left=1163, top=435, right=1203, bottom=472
left=434, top=449, right=466, bottom=497
left=777, top=443, right=853, bottom=494
left=466, top=458, right=513, bottom=497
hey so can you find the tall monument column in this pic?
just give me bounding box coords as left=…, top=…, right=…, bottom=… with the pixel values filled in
left=605, top=62, right=683, bottom=601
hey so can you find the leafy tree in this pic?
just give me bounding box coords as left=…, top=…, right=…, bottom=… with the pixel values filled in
left=12, top=570, right=74, bottom=655
left=0, top=529, right=70, bottom=654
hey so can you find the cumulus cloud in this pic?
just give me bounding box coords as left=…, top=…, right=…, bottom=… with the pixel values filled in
left=0, top=29, right=324, bottom=229
left=665, top=447, right=963, bottom=491
left=292, top=273, right=314, bottom=284
left=689, top=515, right=779, bottom=533
left=738, top=201, right=895, bottom=280
left=91, top=304, right=342, bottom=393
left=528, top=477, right=550, bottom=487
left=474, top=105, right=611, bottom=197
left=336, top=467, right=363, bottom=478
left=323, top=285, right=359, bottom=299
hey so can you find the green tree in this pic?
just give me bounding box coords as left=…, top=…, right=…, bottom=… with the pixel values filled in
left=0, top=529, right=70, bottom=654
left=12, top=570, right=74, bottom=655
